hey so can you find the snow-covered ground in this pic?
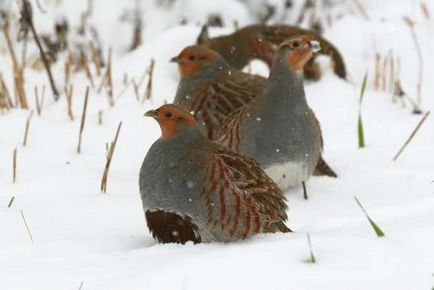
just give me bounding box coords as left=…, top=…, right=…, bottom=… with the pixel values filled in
left=1, top=0, right=434, bottom=289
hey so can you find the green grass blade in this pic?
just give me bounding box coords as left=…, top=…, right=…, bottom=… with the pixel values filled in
left=354, top=196, right=385, bottom=238
left=359, top=71, right=368, bottom=104
left=306, top=232, right=316, bottom=263
left=357, top=113, right=365, bottom=148
left=357, top=72, right=368, bottom=148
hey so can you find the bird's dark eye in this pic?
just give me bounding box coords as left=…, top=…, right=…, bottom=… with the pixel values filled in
left=188, top=55, right=196, bottom=61
left=165, top=112, right=173, bottom=118
left=292, top=41, right=300, bottom=48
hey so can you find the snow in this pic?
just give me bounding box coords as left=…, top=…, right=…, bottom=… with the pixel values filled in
left=1, top=0, right=434, bottom=289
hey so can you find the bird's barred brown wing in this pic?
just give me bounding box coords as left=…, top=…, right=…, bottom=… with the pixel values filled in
left=187, top=74, right=264, bottom=139
left=217, top=108, right=245, bottom=152
left=199, top=145, right=289, bottom=240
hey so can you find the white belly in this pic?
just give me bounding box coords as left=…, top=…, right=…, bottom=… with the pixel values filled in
left=265, top=161, right=310, bottom=191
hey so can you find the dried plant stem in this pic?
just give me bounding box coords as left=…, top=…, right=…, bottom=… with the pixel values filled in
left=0, top=74, right=13, bottom=109
left=132, top=78, right=140, bottom=101
left=12, top=148, right=17, bottom=183
left=421, top=2, right=431, bottom=19
left=89, top=41, right=101, bottom=76
left=381, top=56, right=388, bottom=91
left=22, top=0, right=59, bottom=100
left=98, top=110, right=103, bottom=125
left=100, top=122, right=122, bottom=193
left=8, top=196, right=15, bottom=208
left=20, top=210, right=34, bottom=243
left=393, top=111, right=430, bottom=161
left=404, top=17, right=423, bottom=109
left=374, top=53, right=381, bottom=90
left=105, top=48, right=114, bottom=106
left=2, top=25, right=28, bottom=109
left=302, top=181, right=308, bottom=200
left=77, top=87, right=90, bottom=154
left=353, top=0, right=370, bottom=20
left=65, top=85, right=74, bottom=121
left=23, top=110, right=34, bottom=146
left=34, top=86, right=42, bottom=116
left=143, top=58, right=155, bottom=102
left=81, top=49, right=94, bottom=88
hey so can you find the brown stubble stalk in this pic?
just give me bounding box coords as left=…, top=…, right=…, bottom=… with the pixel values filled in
left=0, top=73, right=13, bottom=109
left=106, top=48, right=114, bottom=106
left=393, top=111, right=430, bottom=161
left=98, top=110, right=103, bottom=125
left=100, top=122, right=122, bottom=193
left=143, top=58, right=155, bottom=102
left=420, top=2, right=431, bottom=19
left=2, top=25, right=28, bottom=109
left=21, top=0, right=59, bottom=101
left=23, top=110, right=34, bottom=146
left=403, top=17, right=423, bottom=112
left=81, top=49, right=95, bottom=88
left=77, top=87, right=90, bottom=154
left=374, top=53, right=381, bottom=90
left=65, top=85, right=74, bottom=121
left=353, top=0, right=370, bottom=20
left=89, top=41, right=101, bottom=77
left=8, top=196, right=15, bottom=208
left=20, top=210, right=34, bottom=243
left=12, top=148, right=17, bottom=183
left=132, top=78, right=140, bottom=101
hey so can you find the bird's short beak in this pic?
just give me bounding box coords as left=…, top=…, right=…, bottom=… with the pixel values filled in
left=170, top=55, right=180, bottom=63
left=308, top=40, right=321, bottom=53
left=144, top=109, right=158, bottom=118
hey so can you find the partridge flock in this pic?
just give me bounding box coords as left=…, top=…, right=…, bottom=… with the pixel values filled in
left=139, top=24, right=345, bottom=244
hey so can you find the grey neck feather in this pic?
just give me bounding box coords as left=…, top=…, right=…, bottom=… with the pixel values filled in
left=157, top=124, right=208, bottom=153
left=175, top=59, right=229, bottom=102
left=254, top=54, right=307, bottom=114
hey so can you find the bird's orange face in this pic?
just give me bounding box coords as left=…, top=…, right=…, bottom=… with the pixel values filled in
left=145, top=104, right=196, bottom=139
left=280, top=36, right=321, bottom=71
left=171, top=46, right=217, bottom=78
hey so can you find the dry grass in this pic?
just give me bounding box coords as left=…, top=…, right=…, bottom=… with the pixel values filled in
left=393, top=111, right=430, bottom=161
left=77, top=87, right=90, bottom=154
left=100, top=122, right=122, bottom=193
left=22, top=110, right=34, bottom=146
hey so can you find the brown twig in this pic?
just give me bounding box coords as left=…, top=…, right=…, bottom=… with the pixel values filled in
left=353, top=0, right=370, bottom=20
left=77, top=87, right=90, bottom=154
left=65, top=85, right=74, bottom=121
left=374, top=53, right=381, bottom=90
left=421, top=2, right=431, bottom=19
left=34, top=86, right=41, bottom=116
left=13, top=148, right=17, bottom=183
left=20, top=210, right=34, bottom=243
left=302, top=181, right=308, bottom=200
left=7, top=196, right=15, bottom=208
left=393, top=111, right=430, bottom=161
left=403, top=17, right=423, bottom=111
left=23, top=110, right=34, bottom=146
left=132, top=78, right=140, bottom=101
left=2, top=25, right=28, bottom=109
left=143, top=58, right=155, bottom=102
left=81, top=49, right=94, bottom=88
left=89, top=41, right=101, bottom=76
left=105, top=48, right=114, bottom=106
left=100, top=122, right=122, bottom=193
left=98, top=110, right=103, bottom=125
left=22, top=0, right=59, bottom=100
left=0, top=73, right=13, bottom=109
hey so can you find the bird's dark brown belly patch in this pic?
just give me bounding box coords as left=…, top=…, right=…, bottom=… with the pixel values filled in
left=145, top=210, right=201, bottom=244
